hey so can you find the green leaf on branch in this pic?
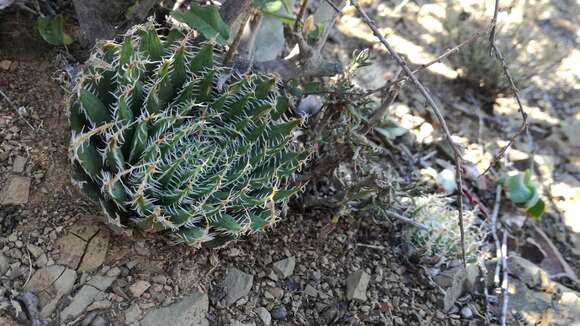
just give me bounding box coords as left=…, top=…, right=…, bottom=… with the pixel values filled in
left=500, top=169, right=545, bottom=218
left=37, top=15, right=73, bottom=46
left=171, top=3, right=230, bottom=45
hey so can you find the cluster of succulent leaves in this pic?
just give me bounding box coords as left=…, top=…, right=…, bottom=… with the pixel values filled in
left=68, top=22, right=308, bottom=246
left=499, top=170, right=544, bottom=218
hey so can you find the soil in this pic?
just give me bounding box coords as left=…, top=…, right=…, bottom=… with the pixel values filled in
left=1, top=1, right=579, bottom=326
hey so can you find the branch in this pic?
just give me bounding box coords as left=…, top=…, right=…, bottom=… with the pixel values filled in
left=349, top=0, right=467, bottom=266
left=363, top=29, right=486, bottom=97
left=480, top=2, right=530, bottom=176
left=224, top=9, right=253, bottom=66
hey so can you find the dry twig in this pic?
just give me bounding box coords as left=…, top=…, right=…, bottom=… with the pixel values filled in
left=364, top=29, right=486, bottom=97
left=500, top=231, right=509, bottom=326
left=344, top=0, right=467, bottom=266
left=491, top=185, right=502, bottom=287
left=480, top=2, right=530, bottom=176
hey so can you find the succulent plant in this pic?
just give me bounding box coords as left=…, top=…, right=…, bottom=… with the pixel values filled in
left=68, top=22, right=308, bottom=246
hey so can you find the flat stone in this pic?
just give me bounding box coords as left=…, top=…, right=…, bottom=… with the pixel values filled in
left=304, top=284, right=318, bottom=297
left=25, top=265, right=77, bottom=318
left=434, top=266, right=470, bottom=311
left=1, top=176, right=31, bottom=205
left=256, top=307, right=271, bottom=326
left=78, top=230, right=109, bottom=272
left=11, top=156, right=26, bottom=173
left=508, top=256, right=552, bottom=290
left=57, top=234, right=86, bottom=269
left=129, top=280, right=151, bottom=298
left=223, top=267, right=253, bottom=306
left=272, top=257, right=296, bottom=279
left=60, top=274, right=117, bottom=321
left=141, top=291, right=209, bottom=326
left=346, top=270, right=370, bottom=301
left=26, top=244, right=43, bottom=258
left=69, top=220, right=101, bottom=240
left=61, top=285, right=103, bottom=321
left=125, top=303, right=142, bottom=324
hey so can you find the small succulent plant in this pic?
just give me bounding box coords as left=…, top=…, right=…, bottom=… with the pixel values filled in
left=68, top=22, right=308, bottom=246
left=405, top=195, right=484, bottom=262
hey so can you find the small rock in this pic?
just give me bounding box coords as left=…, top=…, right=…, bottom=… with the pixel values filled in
left=26, top=244, right=43, bottom=258
left=89, top=316, right=107, bottom=326
left=141, top=291, right=209, bottom=326
left=272, top=257, right=295, bottom=279
left=0, top=253, right=9, bottom=276
left=134, top=242, right=150, bottom=256
left=11, top=156, right=26, bottom=173
left=232, top=321, right=256, bottom=326
left=151, top=275, right=167, bottom=284
left=25, top=265, right=77, bottom=318
left=346, top=270, right=370, bottom=301
left=267, top=287, right=284, bottom=299
left=129, top=280, right=151, bottom=298
left=461, top=306, right=473, bottom=319
left=304, top=284, right=318, bottom=297
left=61, top=274, right=117, bottom=321
left=57, top=234, right=86, bottom=269
left=125, top=304, right=142, bottom=324
left=87, top=300, right=112, bottom=311
left=78, top=230, right=109, bottom=272
left=222, top=267, right=253, bottom=306
left=256, top=307, right=271, bottom=326
left=0, top=60, right=11, bottom=70
left=270, top=304, right=287, bottom=320
left=1, top=176, right=31, bottom=205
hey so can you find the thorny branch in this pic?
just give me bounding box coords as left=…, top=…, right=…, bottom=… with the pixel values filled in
left=343, top=0, right=467, bottom=266
left=480, top=2, right=530, bottom=176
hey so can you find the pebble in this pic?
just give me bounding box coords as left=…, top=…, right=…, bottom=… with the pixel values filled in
left=129, top=280, right=151, bottom=298
left=270, top=304, right=287, bottom=320
left=460, top=306, right=473, bottom=319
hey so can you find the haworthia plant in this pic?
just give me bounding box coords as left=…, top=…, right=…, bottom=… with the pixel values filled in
left=69, top=22, right=308, bottom=246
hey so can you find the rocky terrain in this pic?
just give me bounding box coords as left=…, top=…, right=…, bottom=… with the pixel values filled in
left=1, top=0, right=580, bottom=325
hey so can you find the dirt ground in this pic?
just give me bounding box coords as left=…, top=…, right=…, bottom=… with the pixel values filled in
left=1, top=1, right=579, bottom=325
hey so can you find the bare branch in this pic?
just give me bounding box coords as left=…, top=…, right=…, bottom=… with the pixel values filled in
left=349, top=0, right=467, bottom=266
left=294, top=0, right=309, bottom=32
left=480, top=3, right=530, bottom=176
left=360, top=28, right=485, bottom=98
left=489, top=0, right=501, bottom=54
left=501, top=231, right=509, bottom=326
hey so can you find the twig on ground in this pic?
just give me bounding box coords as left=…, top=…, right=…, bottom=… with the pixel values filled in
left=349, top=0, right=467, bottom=266
left=23, top=244, right=33, bottom=288
left=491, top=185, right=502, bottom=287
left=480, top=2, right=530, bottom=176
left=382, top=209, right=428, bottom=230
left=500, top=231, right=509, bottom=326
left=356, top=243, right=387, bottom=250
left=478, top=256, right=492, bottom=324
